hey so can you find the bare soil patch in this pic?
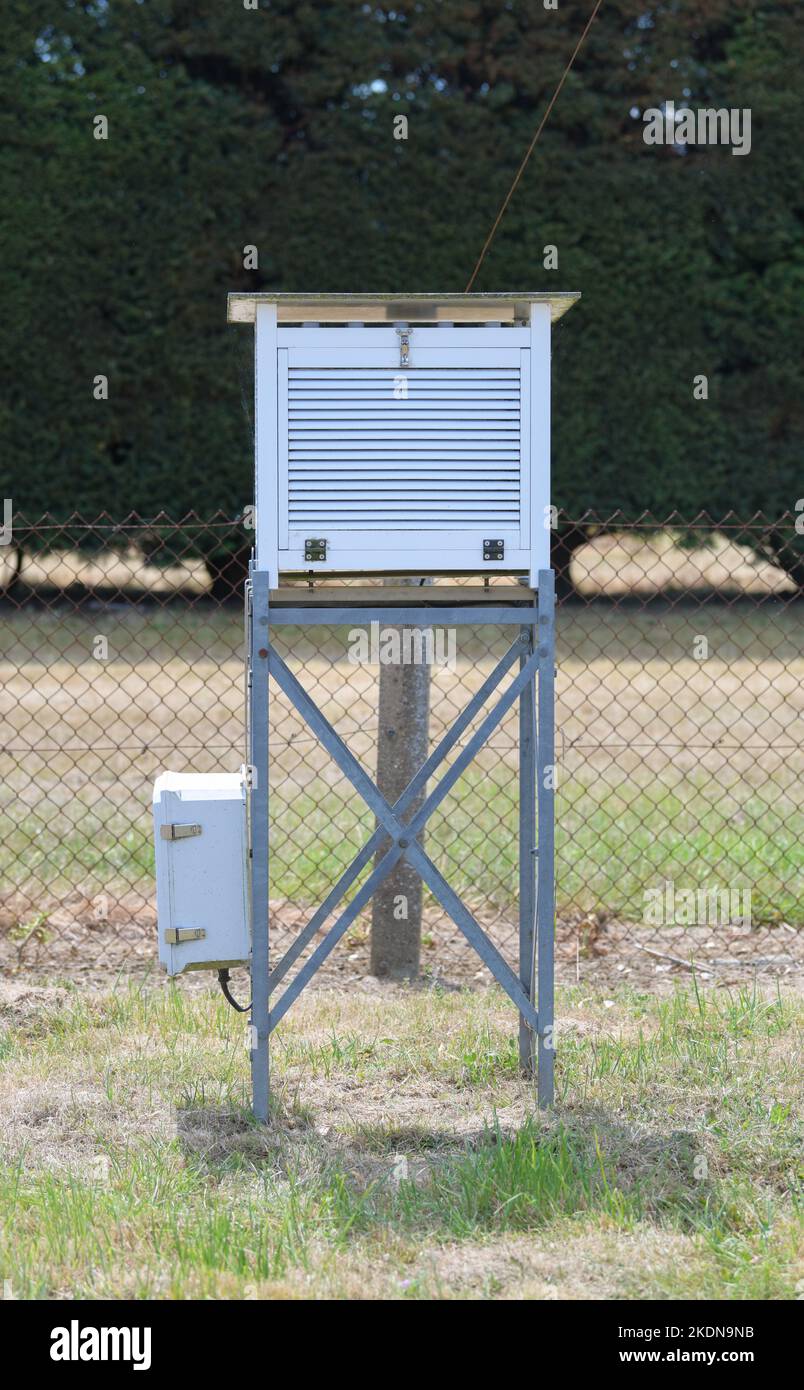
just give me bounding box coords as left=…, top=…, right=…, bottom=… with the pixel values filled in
left=2, top=889, right=800, bottom=993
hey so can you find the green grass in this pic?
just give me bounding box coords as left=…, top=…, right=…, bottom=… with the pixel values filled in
left=2, top=761, right=801, bottom=925
left=0, top=978, right=800, bottom=1299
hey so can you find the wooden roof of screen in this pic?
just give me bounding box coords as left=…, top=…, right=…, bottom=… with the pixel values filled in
left=227, top=291, right=580, bottom=324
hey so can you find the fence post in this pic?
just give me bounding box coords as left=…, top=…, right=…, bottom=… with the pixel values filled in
left=249, top=567, right=271, bottom=1122
left=519, top=621, right=537, bottom=1072
left=536, top=569, right=556, bottom=1107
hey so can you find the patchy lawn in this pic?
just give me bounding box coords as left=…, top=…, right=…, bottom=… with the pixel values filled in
left=0, top=976, right=801, bottom=1300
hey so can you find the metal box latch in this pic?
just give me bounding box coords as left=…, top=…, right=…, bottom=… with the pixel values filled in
left=304, top=538, right=327, bottom=562
left=164, top=927, right=207, bottom=945
left=160, top=822, right=202, bottom=841
left=483, top=539, right=505, bottom=561
left=395, top=325, right=411, bottom=367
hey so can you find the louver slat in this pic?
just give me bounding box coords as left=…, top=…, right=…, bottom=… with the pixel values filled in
left=286, top=365, right=521, bottom=529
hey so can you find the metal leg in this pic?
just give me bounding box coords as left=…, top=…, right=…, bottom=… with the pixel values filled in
left=249, top=570, right=271, bottom=1122
left=519, top=623, right=537, bottom=1074
left=244, top=592, right=556, bottom=1118
left=536, top=570, right=556, bottom=1107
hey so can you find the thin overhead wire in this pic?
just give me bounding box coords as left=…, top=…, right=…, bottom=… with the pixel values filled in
left=465, top=0, right=604, bottom=292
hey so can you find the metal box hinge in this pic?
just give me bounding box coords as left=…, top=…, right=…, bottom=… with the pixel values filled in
left=483, top=539, right=505, bottom=561
left=164, top=927, right=207, bottom=945
left=304, top=538, right=327, bottom=562
left=160, top=822, right=202, bottom=841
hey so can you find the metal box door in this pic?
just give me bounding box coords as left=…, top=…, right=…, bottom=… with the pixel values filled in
left=257, top=322, right=547, bottom=578
left=278, top=335, right=529, bottom=573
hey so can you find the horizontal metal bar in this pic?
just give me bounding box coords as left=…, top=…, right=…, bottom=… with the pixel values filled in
left=269, top=606, right=537, bottom=626
left=267, top=635, right=525, bottom=993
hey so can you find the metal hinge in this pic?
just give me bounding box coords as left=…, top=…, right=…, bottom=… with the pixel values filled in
left=160, top=823, right=202, bottom=841
left=304, top=538, right=327, bottom=562
left=483, top=539, right=505, bottom=561
left=164, top=927, right=207, bottom=945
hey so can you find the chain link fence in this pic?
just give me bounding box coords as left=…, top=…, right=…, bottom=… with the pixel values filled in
left=1, top=512, right=801, bottom=988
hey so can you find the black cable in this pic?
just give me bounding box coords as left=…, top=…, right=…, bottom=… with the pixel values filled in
left=217, top=968, right=252, bottom=1013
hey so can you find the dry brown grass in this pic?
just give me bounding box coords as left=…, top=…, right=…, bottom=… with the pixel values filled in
left=0, top=976, right=801, bottom=1300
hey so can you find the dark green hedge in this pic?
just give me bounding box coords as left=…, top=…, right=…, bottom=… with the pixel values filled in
left=1, top=1, right=802, bottom=562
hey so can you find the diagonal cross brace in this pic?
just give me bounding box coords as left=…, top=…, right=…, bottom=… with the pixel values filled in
left=268, top=642, right=538, bottom=851
left=265, top=642, right=540, bottom=1033
left=404, top=842, right=539, bottom=1033
left=268, top=649, right=405, bottom=840
left=268, top=635, right=526, bottom=994
left=268, top=840, right=405, bottom=1032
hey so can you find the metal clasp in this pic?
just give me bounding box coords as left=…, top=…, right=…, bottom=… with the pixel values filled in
left=396, top=324, right=411, bottom=368
left=164, top=927, right=207, bottom=945
left=160, top=823, right=202, bottom=841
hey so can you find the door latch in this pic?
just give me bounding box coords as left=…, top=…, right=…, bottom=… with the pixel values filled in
left=304, top=538, right=327, bottom=562
left=160, top=823, right=202, bottom=841
left=396, top=325, right=411, bottom=368
left=483, top=539, right=505, bottom=561
left=164, top=927, right=207, bottom=945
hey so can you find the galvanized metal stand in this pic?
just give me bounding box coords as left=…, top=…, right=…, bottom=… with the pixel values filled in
left=246, top=569, right=556, bottom=1121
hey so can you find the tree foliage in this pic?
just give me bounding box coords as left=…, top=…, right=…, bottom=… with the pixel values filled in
left=1, top=1, right=802, bottom=569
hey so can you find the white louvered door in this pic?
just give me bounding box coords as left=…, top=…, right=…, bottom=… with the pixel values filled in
left=263, top=323, right=545, bottom=577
